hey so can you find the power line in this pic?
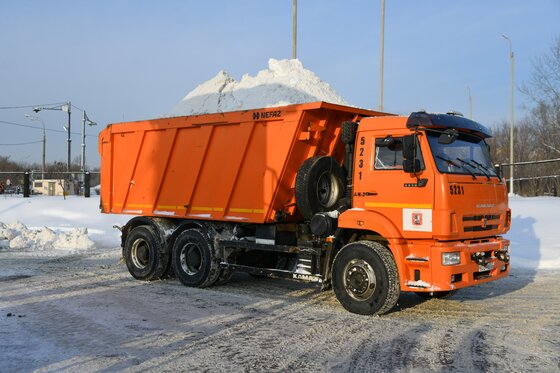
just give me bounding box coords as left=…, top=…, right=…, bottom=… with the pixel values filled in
left=0, top=120, right=39, bottom=130
left=71, top=103, right=85, bottom=112
left=0, top=140, right=42, bottom=146
left=0, top=120, right=98, bottom=137
left=0, top=102, right=67, bottom=110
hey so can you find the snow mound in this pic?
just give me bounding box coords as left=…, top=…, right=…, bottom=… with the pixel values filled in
left=506, top=196, right=560, bottom=269
left=168, top=58, right=348, bottom=116
left=0, top=221, right=95, bottom=252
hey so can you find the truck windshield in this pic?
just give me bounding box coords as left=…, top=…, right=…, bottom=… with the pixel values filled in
left=427, top=132, right=497, bottom=177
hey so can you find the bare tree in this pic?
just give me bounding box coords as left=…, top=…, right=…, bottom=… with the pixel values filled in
left=489, top=36, right=560, bottom=196
left=522, top=36, right=560, bottom=108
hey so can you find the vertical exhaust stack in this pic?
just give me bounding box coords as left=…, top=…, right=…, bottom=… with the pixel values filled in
left=341, top=121, right=359, bottom=209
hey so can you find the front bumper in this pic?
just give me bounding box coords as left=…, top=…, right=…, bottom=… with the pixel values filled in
left=399, top=237, right=510, bottom=292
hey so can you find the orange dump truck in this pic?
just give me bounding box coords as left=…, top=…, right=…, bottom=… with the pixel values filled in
left=99, top=101, right=510, bottom=315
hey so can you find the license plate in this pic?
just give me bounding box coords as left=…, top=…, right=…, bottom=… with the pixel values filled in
left=478, top=261, right=494, bottom=272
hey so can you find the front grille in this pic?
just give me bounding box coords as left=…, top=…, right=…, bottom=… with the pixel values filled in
left=462, top=214, right=500, bottom=232
left=464, top=225, right=498, bottom=232
left=463, top=214, right=500, bottom=222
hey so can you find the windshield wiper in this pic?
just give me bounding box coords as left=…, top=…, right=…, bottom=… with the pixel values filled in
left=470, top=159, right=494, bottom=179
left=455, top=157, right=478, bottom=180
left=436, top=155, right=461, bottom=168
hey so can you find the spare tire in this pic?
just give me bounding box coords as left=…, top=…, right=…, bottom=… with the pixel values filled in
left=295, top=156, right=345, bottom=220
left=341, top=121, right=358, bottom=145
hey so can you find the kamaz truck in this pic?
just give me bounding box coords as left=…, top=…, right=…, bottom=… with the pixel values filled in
left=99, top=102, right=510, bottom=315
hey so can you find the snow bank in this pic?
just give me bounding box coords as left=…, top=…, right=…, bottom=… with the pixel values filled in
left=506, top=196, right=560, bottom=270
left=0, top=195, right=130, bottom=254
left=0, top=221, right=94, bottom=252
left=168, top=58, right=348, bottom=116
left=0, top=194, right=558, bottom=270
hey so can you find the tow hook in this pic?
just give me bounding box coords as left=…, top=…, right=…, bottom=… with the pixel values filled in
left=471, top=252, right=489, bottom=265
left=494, top=250, right=510, bottom=263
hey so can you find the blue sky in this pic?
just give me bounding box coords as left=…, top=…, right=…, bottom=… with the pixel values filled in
left=1, top=0, right=559, bottom=167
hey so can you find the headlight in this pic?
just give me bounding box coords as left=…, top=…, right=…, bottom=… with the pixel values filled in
left=442, top=252, right=461, bottom=266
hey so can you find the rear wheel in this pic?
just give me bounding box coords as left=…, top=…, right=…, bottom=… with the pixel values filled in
left=172, top=228, right=220, bottom=288
left=332, top=241, right=400, bottom=315
left=124, top=225, right=169, bottom=281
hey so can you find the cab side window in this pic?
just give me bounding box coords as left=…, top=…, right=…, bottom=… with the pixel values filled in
left=375, top=140, right=403, bottom=170
left=374, top=136, right=424, bottom=170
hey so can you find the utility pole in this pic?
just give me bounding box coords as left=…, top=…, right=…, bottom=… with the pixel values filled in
left=379, top=0, right=385, bottom=111
left=65, top=101, right=71, bottom=172
left=292, top=0, right=297, bottom=59
left=24, top=114, right=46, bottom=179
left=81, top=110, right=96, bottom=173
left=81, top=111, right=87, bottom=173
left=466, top=86, right=473, bottom=119
left=502, top=34, right=515, bottom=195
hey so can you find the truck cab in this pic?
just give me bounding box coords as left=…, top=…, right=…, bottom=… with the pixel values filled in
left=339, top=112, right=510, bottom=298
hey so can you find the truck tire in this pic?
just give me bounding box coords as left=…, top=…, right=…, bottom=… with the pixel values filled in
left=295, top=156, right=345, bottom=220
left=172, top=228, right=220, bottom=288
left=214, top=267, right=234, bottom=286
left=332, top=241, right=400, bottom=315
left=341, top=121, right=358, bottom=145
left=124, top=225, right=169, bottom=281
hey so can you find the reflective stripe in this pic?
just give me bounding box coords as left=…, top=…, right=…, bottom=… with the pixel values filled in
left=230, top=208, right=265, bottom=213
left=191, top=207, right=224, bottom=212
left=365, top=202, right=433, bottom=209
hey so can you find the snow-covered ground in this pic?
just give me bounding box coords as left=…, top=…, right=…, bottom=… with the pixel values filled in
left=0, top=194, right=559, bottom=372
left=1, top=194, right=558, bottom=271
left=507, top=195, right=560, bottom=269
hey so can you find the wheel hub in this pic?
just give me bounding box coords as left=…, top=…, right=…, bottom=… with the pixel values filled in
left=316, top=171, right=338, bottom=207
left=181, top=243, right=202, bottom=275
left=131, top=239, right=150, bottom=269
left=343, top=259, right=376, bottom=301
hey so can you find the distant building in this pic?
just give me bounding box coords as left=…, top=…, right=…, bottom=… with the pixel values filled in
left=32, top=179, right=75, bottom=196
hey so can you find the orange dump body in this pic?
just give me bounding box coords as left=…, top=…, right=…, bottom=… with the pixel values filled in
left=99, top=102, right=382, bottom=223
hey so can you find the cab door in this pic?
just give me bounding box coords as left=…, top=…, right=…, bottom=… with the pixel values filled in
left=352, top=130, right=435, bottom=238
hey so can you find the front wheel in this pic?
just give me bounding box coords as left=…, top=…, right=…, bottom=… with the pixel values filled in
left=332, top=241, right=400, bottom=315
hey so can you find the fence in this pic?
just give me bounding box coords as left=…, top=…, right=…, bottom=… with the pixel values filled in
left=499, top=158, right=560, bottom=196
left=0, top=171, right=100, bottom=198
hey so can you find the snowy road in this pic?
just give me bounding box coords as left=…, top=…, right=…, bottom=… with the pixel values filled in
left=1, top=249, right=559, bottom=372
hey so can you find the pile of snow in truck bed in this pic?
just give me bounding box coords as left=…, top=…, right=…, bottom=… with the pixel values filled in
left=168, top=58, right=348, bottom=116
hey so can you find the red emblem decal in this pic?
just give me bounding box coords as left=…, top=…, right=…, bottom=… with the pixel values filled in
left=412, top=213, right=423, bottom=226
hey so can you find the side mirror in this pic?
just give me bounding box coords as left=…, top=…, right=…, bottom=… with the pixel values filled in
left=495, top=164, right=503, bottom=180
left=403, top=159, right=421, bottom=173
left=402, top=134, right=416, bottom=160
left=439, top=129, right=458, bottom=144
